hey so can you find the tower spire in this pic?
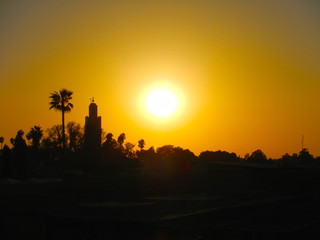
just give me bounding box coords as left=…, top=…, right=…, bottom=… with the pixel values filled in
left=84, top=100, right=101, bottom=150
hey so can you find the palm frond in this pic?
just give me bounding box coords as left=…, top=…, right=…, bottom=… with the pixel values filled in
left=49, top=88, right=73, bottom=112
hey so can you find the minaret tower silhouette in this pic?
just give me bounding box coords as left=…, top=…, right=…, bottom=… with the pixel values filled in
left=84, top=98, right=101, bottom=150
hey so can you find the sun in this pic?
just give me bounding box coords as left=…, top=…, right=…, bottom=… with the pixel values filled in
left=146, top=88, right=179, bottom=118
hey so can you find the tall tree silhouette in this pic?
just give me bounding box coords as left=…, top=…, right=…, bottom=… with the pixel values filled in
left=138, top=139, right=145, bottom=152
left=103, top=133, right=117, bottom=149
left=66, top=121, right=83, bottom=151
left=42, top=125, right=63, bottom=149
left=11, top=130, right=28, bottom=178
left=49, top=89, right=73, bottom=150
left=26, top=126, right=43, bottom=148
left=117, top=133, right=126, bottom=149
left=124, top=142, right=136, bottom=159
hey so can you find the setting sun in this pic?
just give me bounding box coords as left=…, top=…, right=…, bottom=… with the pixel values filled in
left=146, top=88, right=178, bottom=118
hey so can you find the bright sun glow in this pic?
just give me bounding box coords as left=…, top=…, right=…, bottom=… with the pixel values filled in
left=146, top=88, right=178, bottom=118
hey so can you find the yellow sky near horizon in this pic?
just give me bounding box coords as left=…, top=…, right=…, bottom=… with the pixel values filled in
left=1, top=0, right=320, bottom=158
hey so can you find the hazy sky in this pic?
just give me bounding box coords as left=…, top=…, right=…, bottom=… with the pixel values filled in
left=1, top=0, right=320, bottom=158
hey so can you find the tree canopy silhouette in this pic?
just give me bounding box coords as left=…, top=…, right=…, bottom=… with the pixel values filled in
left=49, top=89, right=73, bottom=150
left=199, top=150, right=239, bottom=163
left=66, top=121, right=84, bottom=151
left=26, top=126, right=43, bottom=149
left=247, top=149, right=268, bottom=162
left=103, top=133, right=117, bottom=149
left=117, top=133, right=126, bottom=148
left=138, top=139, right=145, bottom=151
left=155, top=145, right=195, bottom=173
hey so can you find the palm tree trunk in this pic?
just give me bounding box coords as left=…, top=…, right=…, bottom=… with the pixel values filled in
left=62, top=108, right=65, bottom=150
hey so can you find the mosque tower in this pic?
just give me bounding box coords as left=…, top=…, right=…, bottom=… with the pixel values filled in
left=84, top=98, right=101, bottom=150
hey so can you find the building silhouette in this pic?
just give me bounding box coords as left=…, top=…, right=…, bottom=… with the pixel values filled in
left=84, top=99, right=101, bottom=150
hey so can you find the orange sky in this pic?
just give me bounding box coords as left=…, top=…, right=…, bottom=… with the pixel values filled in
left=1, top=0, right=320, bottom=158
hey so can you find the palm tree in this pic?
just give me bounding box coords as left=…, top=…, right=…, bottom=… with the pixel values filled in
left=49, top=89, right=73, bottom=150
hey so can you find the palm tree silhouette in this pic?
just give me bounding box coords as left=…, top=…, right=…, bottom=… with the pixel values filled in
left=49, top=89, right=73, bottom=150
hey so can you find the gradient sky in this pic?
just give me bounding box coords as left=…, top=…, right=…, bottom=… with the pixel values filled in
left=1, top=0, right=320, bottom=158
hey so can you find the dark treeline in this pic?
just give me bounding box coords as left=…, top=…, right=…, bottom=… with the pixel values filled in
left=0, top=123, right=320, bottom=180
left=1, top=87, right=320, bottom=180
left=0, top=124, right=197, bottom=179
left=200, top=148, right=320, bottom=168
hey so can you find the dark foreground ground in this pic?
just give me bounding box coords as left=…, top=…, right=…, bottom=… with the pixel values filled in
left=1, top=175, right=320, bottom=240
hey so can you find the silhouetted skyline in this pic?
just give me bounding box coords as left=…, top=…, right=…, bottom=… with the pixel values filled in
left=1, top=1, right=320, bottom=158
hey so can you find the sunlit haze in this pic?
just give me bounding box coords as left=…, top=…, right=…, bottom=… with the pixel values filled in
left=1, top=0, right=320, bottom=158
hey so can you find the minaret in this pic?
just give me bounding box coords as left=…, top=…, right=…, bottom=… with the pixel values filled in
left=84, top=98, right=101, bottom=150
